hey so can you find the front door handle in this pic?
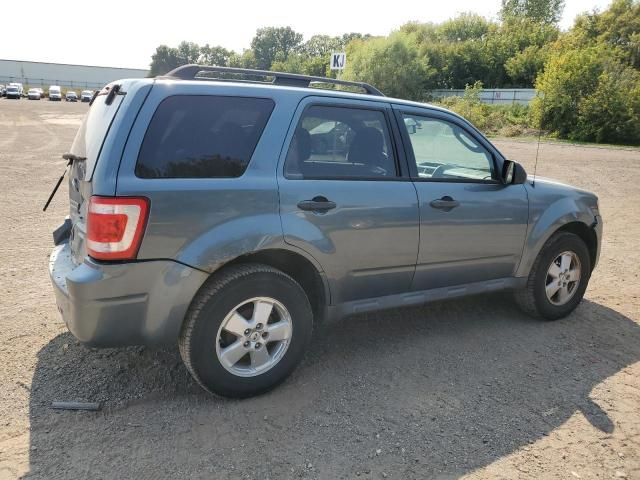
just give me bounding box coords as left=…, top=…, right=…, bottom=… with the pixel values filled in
left=297, top=196, right=337, bottom=212
left=430, top=196, right=460, bottom=211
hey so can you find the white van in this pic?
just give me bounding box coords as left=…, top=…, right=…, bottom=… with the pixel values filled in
left=49, top=85, right=62, bottom=101
left=6, top=83, right=23, bottom=99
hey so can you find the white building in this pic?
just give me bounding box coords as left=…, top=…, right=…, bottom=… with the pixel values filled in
left=0, top=59, right=148, bottom=90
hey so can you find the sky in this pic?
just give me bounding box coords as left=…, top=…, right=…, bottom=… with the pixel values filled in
left=0, top=0, right=613, bottom=70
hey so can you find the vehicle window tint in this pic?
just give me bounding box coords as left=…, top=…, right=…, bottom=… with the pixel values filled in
left=402, top=114, right=494, bottom=182
left=285, top=105, right=396, bottom=179
left=136, top=95, right=274, bottom=178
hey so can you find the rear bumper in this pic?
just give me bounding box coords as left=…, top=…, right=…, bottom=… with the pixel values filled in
left=49, top=243, right=208, bottom=347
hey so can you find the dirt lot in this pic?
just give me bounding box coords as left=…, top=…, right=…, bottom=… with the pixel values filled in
left=0, top=98, right=638, bottom=480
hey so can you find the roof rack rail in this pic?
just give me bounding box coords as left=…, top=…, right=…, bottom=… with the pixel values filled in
left=159, top=64, right=385, bottom=97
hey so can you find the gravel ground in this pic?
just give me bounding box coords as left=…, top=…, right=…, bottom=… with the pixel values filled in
left=0, top=98, right=638, bottom=480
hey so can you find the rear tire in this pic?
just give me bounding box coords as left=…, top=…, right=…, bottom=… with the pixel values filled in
left=515, top=232, right=591, bottom=320
left=179, top=263, right=313, bottom=398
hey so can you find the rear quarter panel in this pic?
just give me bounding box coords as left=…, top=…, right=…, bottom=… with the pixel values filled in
left=115, top=82, right=304, bottom=271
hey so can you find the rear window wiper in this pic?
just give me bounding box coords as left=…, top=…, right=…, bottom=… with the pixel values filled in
left=90, top=84, right=125, bottom=106
left=42, top=154, right=86, bottom=211
left=61, top=153, right=86, bottom=162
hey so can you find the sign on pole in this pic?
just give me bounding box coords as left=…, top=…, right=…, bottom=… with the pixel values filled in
left=330, top=52, right=346, bottom=70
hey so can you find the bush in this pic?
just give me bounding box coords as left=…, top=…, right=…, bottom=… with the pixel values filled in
left=499, top=124, right=525, bottom=137
left=576, top=65, right=640, bottom=144
left=533, top=43, right=640, bottom=145
left=434, top=82, right=534, bottom=135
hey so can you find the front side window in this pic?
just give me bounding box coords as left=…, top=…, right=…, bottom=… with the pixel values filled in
left=136, top=95, right=274, bottom=178
left=285, top=105, right=396, bottom=179
left=401, top=114, right=494, bottom=182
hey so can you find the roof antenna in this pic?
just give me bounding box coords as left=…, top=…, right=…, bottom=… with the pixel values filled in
left=532, top=92, right=545, bottom=188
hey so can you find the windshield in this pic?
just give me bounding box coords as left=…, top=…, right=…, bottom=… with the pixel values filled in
left=7, top=87, right=18, bottom=92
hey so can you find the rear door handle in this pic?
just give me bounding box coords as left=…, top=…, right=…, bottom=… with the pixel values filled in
left=297, top=196, right=336, bottom=212
left=429, top=196, right=460, bottom=211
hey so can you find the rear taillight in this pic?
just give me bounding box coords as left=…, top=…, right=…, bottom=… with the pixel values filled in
left=86, top=196, right=149, bottom=261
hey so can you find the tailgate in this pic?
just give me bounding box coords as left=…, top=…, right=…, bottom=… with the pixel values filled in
left=66, top=86, right=125, bottom=264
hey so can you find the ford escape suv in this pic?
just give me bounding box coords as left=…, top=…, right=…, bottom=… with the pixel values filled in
left=49, top=65, right=602, bottom=398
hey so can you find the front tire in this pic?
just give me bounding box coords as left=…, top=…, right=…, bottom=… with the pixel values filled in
left=179, top=264, right=313, bottom=398
left=515, top=232, right=591, bottom=320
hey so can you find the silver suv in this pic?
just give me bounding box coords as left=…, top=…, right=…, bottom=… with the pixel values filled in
left=49, top=66, right=602, bottom=397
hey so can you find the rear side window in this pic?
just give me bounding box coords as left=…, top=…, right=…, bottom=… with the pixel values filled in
left=284, top=105, right=397, bottom=179
left=136, top=95, right=274, bottom=178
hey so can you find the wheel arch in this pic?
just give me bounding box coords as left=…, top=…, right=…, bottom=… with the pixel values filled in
left=201, top=248, right=330, bottom=323
left=517, top=218, right=598, bottom=278
left=554, top=222, right=598, bottom=272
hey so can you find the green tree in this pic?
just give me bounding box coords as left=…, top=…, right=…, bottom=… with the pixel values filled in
left=500, top=0, right=565, bottom=24
left=437, top=12, right=492, bottom=42
left=573, top=0, right=640, bottom=68
left=250, top=27, right=304, bottom=69
left=200, top=45, right=233, bottom=66
left=270, top=54, right=305, bottom=74
left=498, top=19, right=559, bottom=86
left=271, top=54, right=328, bottom=77
left=532, top=45, right=607, bottom=137
left=533, top=42, right=640, bottom=144
left=340, top=33, right=372, bottom=44
left=300, top=35, right=342, bottom=57
left=228, top=50, right=258, bottom=69
left=530, top=0, right=640, bottom=144
left=576, top=63, right=640, bottom=144
left=342, top=32, right=433, bottom=100
left=505, top=44, right=551, bottom=86
left=405, top=14, right=557, bottom=88
left=176, top=41, right=201, bottom=65
left=149, top=45, right=180, bottom=76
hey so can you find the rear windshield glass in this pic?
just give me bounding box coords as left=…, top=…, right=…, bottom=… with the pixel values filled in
left=135, top=95, right=275, bottom=179
left=69, top=93, right=124, bottom=179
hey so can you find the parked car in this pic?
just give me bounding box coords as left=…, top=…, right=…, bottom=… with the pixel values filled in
left=5, top=83, right=22, bottom=99
left=27, top=88, right=42, bottom=100
left=49, top=85, right=62, bottom=101
left=80, top=90, right=93, bottom=102
left=48, top=66, right=602, bottom=398
left=0, top=85, right=5, bottom=97
left=65, top=91, right=78, bottom=102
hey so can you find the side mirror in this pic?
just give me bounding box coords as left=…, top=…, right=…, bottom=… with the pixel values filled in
left=502, top=160, right=527, bottom=185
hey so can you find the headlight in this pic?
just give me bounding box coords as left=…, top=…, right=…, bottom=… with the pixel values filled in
left=590, top=204, right=600, bottom=218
